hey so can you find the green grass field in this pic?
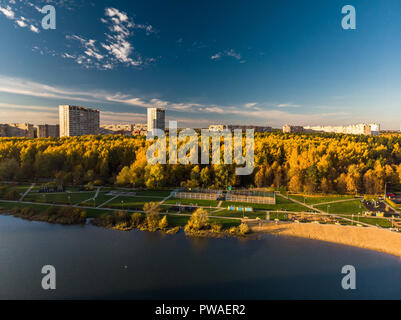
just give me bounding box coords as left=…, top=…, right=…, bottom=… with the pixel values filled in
left=24, top=192, right=95, bottom=205
left=135, top=190, right=172, bottom=197
left=289, top=194, right=356, bottom=205
left=315, top=200, right=365, bottom=215
left=164, top=198, right=219, bottom=207
left=105, top=196, right=164, bottom=210
left=209, top=209, right=267, bottom=219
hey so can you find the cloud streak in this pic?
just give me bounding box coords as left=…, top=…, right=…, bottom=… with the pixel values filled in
left=0, top=75, right=351, bottom=127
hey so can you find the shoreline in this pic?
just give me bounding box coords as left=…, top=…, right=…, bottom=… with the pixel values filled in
left=2, top=211, right=401, bottom=258
left=250, top=221, right=401, bottom=258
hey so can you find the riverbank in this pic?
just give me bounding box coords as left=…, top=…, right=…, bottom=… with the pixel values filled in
left=251, top=221, right=401, bottom=258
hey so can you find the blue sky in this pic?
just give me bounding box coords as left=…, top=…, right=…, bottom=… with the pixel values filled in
left=0, top=0, right=401, bottom=128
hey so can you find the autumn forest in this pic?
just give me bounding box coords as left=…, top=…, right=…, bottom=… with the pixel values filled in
left=1, top=132, right=401, bottom=195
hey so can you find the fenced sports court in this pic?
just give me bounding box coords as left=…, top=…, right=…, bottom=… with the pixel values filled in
left=226, top=189, right=276, bottom=204
left=173, top=188, right=224, bottom=201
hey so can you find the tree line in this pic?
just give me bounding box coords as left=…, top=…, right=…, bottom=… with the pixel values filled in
left=1, top=132, right=401, bottom=194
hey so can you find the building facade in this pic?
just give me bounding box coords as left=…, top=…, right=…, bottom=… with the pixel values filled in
left=133, top=124, right=148, bottom=136
left=209, top=124, right=272, bottom=132
left=59, top=105, right=100, bottom=137
left=147, top=108, right=165, bottom=133
left=35, top=124, right=60, bottom=138
left=303, top=123, right=377, bottom=135
left=0, top=123, right=34, bottom=138
left=100, top=124, right=133, bottom=135
left=283, top=125, right=305, bottom=133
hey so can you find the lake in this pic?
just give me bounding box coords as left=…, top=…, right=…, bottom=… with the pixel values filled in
left=0, top=215, right=400, bottom=300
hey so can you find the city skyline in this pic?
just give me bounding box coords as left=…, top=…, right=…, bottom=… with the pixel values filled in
left=1, top=1, right=401, bottom=129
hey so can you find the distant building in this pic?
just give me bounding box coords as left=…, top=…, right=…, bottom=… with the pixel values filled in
left=209, top=125, right=231, bottom=132
left=209, top=124, right=272, bottom=133
left=147, top=108, right=165, bottom=133
left=283, top=125, right=304, bottom=133
left=370, top=123, right=380, bottom=135
left=0, top=123, right=34, bottom=138
left=59, top=105, right=100, bottom=137
left=100, top=124, right=133, bottom=136
left=304, top=123, right=374, bottom=135
left=133, top=124, right=148, bottom=136
left=35, top=124, right=60, bottom=138
left=231, top=125, right=272, bottom=133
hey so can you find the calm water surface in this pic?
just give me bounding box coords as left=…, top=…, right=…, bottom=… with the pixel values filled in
left=0, top=215, right=401, bottom=300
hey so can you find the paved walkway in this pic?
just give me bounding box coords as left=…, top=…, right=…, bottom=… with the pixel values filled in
left=97, top=195, right=119, bottom=208
left=19, top=183, right=35, bottom=202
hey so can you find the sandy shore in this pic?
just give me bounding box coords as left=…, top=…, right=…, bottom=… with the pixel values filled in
left=250, top=222, right=401, bottom=258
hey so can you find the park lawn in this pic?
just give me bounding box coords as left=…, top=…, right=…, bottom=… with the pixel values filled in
left=222, top=196, right=313, bottom=212
left=0, top=184, right=31, bottom=198
left=105, top=196, right=163, bottom=210
left=0, top=201, right=52, bottom=213
left=315, top=200, right=365, bottom=215
left=24, top=192, right=95, bottom=205
left=92, top=192, right=118, bottom=206
left=289, top=194, right=356, bottom=205
left=164, top=198, right=219, bottom=207
left=135, top=190, right=172, bottom=197
left=209, top=209, right=267, bottom=220
left=357, top=217, right=392, bottom=228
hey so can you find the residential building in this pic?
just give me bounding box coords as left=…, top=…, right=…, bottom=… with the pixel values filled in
left=304, top=124, right=373, bottom=135
left=147, top=108, right=165, bottom=133
left=0, top=123, right=34, bottom=138
left=35, top=124, right=60, bottom=138
left=133, top=124, right=148, bottom=136
left=209, top=125, right=231, bottom=132
left=283, top=125, right=305, bottom=133
left=100, top=124, right=134, bottom=135
left=59, top=105, right=100, bottom=137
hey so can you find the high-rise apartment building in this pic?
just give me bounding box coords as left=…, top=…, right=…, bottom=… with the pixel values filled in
left=59, top=105, right=100, bottom=137
left=35, top=124, right=60, bottom=138
left=147, top=108, right=165, bottom=133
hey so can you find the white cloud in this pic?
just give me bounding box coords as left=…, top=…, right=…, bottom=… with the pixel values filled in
left=62, top=7, right=155, bottom=70
left=30, top=24, right=39, bottom=33
left=0, top=5, right=15, bottom=19
left=0, top=2, right=40, bottom=33
left=211, top=49, right=243, bottom=62
left=275, top=103, right=301, bottom=108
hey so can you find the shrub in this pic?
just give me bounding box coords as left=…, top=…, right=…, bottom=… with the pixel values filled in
left=210, top=222, right=223, bottom=233
left=146, top=211, right=160, bottom=232
left=185, top=208, right=209, bottom=232
left=229, top=227, right=239, bottom=235
left=239, top=223, right=250, bottom=235
left=19, top=207, right=37, bottom=218
left=159, top=216, right=168, bottom=231
left=130, top=212, right=142, bottom=227
left=4, top=190, right=20, bottom=201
